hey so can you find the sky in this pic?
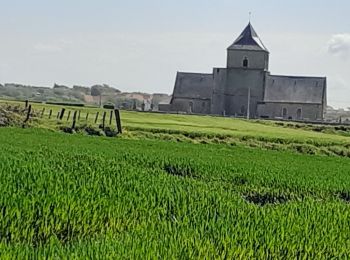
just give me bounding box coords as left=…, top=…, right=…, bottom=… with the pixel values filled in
left=0, top=0, right=350, bottom=108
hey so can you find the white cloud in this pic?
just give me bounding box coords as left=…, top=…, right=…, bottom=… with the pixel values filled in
left=327, top=34, right=350, bottom=58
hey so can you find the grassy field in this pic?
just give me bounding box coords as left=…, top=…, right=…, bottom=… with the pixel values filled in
left=1, top=127, right=350, bottom=258
left=2, top=99, right=350, bottom=157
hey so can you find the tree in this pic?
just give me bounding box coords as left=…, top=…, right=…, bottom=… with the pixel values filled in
left=91, top=86, right=101, bottom=97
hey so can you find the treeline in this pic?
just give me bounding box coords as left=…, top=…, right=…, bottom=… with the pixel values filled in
left=0, top=83, right=171, bottom=111
left=0, top=83, right=121, bottom=104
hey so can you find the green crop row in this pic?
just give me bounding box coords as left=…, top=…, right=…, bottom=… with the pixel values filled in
left=0, top=128, right=350, bottom=258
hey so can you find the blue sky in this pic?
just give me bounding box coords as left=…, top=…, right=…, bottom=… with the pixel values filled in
left=0, top=0, right=350, bottom=107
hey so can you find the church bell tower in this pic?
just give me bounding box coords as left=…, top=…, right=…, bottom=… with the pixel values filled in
left=224, top=23, right=269, bottom=118
left=227, top=22, right=269, bottom=70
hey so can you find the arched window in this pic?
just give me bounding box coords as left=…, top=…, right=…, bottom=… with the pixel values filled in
left=282, top=108, right=288, bottom=118
left=297, top=108, right=302, bottom=120
left=243, top=57, right=249, bottom=68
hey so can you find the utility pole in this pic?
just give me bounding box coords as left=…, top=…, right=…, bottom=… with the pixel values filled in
left=247, top=88, right=251, bottom=120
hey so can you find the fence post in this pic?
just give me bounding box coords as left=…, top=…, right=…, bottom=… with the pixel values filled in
left=25, top=100, right=29, bottom=109
left=49, top=109, right=52, bottom=119
left=109, top=110, right=113, bottom=125
left=71, top=111, right=77, bottom=130
left=59, top=108, right=66, bottom=120
left=67, top=111, right=71, bottom=121
left=102, top=111, right=106, bottom=130
left=41, top=108, right=45, bottom=118
left=23, top=105, right=32, bottom=124
left=78, top=110, right=81, bottom=121
left=114, top=109, right=122, bottom=134
left=57, top=112, right=60, bottom=119
left=86, top=113, right=89, bottom=121
left=95, top=112, right=99, bottom=124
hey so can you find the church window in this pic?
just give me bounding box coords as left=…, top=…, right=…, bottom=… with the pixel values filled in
left=243, top=57, right=249, bottom=68
left=297, top=108, right=302, bottom=120
left=282, top=108, right=288, bottom=118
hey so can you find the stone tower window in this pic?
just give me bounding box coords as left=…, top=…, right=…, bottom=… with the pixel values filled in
left=243, top=57, right=249, bottom=68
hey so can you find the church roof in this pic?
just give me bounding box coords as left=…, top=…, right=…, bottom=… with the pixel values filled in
left=228, top=23, right=268, bottom=52
left=172, top=72, right=213, bottom=100
left=264, top=75, right=327, bottom=105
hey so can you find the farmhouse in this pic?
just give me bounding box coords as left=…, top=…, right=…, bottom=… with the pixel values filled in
left=160, top=23, right=327, bottom=121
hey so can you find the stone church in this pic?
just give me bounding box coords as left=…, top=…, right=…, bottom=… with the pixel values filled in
left=160, top=23, right=327, bottom=121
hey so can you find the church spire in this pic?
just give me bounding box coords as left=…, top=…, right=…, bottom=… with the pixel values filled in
left=228, top=23, right=268, bottom=52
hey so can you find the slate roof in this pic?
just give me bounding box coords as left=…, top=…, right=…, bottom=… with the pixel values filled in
left=228, top=23, right=268, bottom=52
left=264, top=75, right=327, bottom=104
left=172, top=72, right=213, bottom=100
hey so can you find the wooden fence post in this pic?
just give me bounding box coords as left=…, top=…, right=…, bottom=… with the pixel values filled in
left=57, top=112, right=60, bottom=119
left=25, top=100, right=29, bottom=109
left=109, top=110, right=113, bottom=125
left=95, top=112, right=99, bottom=124
left=78, top=110, right=81, bottom=121
left=86, top=113, right=89, bottom=121
left=59, top=108, right=66, bottom=120
left=67, top=111, right=71, bottom=121
left=23, top=105, right=32, bottom=124
left=71, top=111, right=78, bottom=130
left=41, top=108, right=45, bottom=118
left=114, top=109, right=122, bottom=134
left=102, top=111, right=106, bottom=130
left=49, top=109, right=52, bottom=119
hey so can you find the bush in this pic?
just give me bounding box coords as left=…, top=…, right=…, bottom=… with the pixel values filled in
left=103, top=104, right=115, bottom=109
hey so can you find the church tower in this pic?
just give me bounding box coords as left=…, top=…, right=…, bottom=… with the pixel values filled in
left=227, top=23, right=269, bottom=70
left=224, top=23, right=269, bottom=118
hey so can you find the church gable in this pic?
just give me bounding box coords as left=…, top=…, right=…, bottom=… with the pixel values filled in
left=264, top=75, right=326, bottom=105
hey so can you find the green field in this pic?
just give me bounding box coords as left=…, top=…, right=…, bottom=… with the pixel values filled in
left=1, top=100, right=350, bottom=258
left=1, top=128, right=350, bottom=258
left=2, top=99, right=350, bottom=157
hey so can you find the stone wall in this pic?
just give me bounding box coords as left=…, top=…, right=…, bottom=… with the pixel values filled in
left=211, top=68, right=227, bottom=115
left=224, top=69, right=267, bottom=117
left=170, top=98, right=211, bottom=114
left=257, top=102, right=324, bottom=121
